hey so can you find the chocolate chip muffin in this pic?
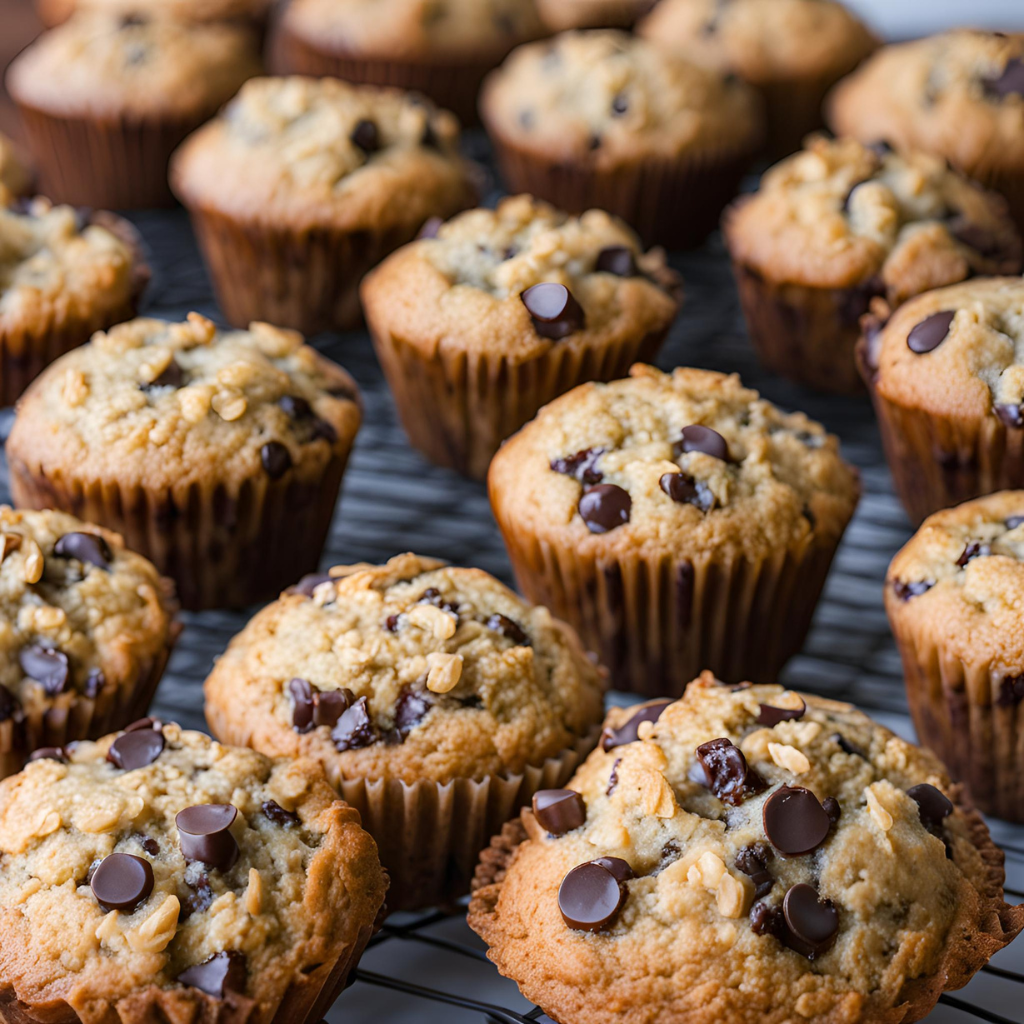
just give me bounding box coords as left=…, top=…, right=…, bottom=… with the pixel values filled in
left=1, top=196, right=150, bottom=407
left=0, top=721, right=386, bottom=1023
left=488, top=364, right=860, bottom=696
left=828, top=30, right=1024, bottom=237
left=36, top=0, right=274, bottom=29
left=479, top=30, right=763, bottom=247
left=5, top=313, right=361, bottom=611
left=857, top=277, right=1024, bottom=525
left=6, top=12, right=262, bottom=209
left=725, top=135, right=1022, bottom=394
left=470, top=674, right=1024, bottom=1024
left=536, top=0, right=657, bottom=31
left=362, top=194, right=682, bottom=479
left=639, top=0, right=877, bottom=157
left=0, top=134, right=31, bottom=204
left=170, top=76, right=477, bottom=334
left=204, top=553, right=605, bottom=910
left=274, top=0, right=545, bottom=126
left=0, top=506, right=178, bottom=781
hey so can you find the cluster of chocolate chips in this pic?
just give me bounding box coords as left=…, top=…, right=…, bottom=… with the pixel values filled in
left=691, top=738, right=766, bottom=805
left=288, top=678, right=376, bottom=751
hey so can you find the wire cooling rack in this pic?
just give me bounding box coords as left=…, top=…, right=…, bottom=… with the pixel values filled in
left=2, top=131, right=1022, bottom=1022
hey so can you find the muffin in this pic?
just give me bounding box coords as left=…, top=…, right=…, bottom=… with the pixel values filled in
left=204, top=553, right=606, bottom=911
left=0, top=505, right=179, bottom=780
left=273, top=0, right=545, bottom=126
left=5, top=313, right=361, bottom=611
left=639, top=0, right=878, bottom=157
left=362, top=195, right=683, bottom=479
left=6, top=12, right=261, bottom=210
left=469, top=674, right=1024, bottom=1024
left=0, top=722, right=386, bottom=1023
left=828, top=30, right=1024, bottom=237
left=725, top=135, right=1022, bottom=394
left=170, top=76, right=478, bottom=334
left=536, top=0, right=657, bottom=31
left=479, top=30, right=764, bottom=247
left=488, top=364, right=861, bottom=697
left=857, top=277, right=1024, bottom=526
left=36, top=0, right=275, bottom=28
left=0, top=133, right=32, bottom=203
left=1, top=196, right=150, bottom=407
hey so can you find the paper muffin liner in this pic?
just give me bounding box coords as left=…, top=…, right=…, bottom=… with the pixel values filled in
left=484, top=129, right=758, bottom=248
left=490, top=506, right=848, bottom=695
left=368, top=318, right=672, bottom=480
left=7, top=445, right=353, bottom=612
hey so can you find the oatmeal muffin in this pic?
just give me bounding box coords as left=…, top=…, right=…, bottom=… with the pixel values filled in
left=204, top=553, right=605, bottom=910
left=6, top=12, right=261, bottom=210
left=828, top=30, right=1024, bottom=236
left=479, top=30, right=763, bottom=247
left=171, top=76, right=477, bottom=334
left=488, top=364, right=860, bottom=696
left=857, top=277, right=1024, bottom=525
left=725, top=135, right=1022, bottom=394
left=469, top=674, right=1024, bottom=1024
left=0, top=722, right=386, bottom=1023
left=536, top=0, right=657, bottom=31
left=36, top=0, right=274, bottom=29
left=5, top=313, right=361, bottom=611
left=0, top=134, right=31, bottom=204
left=0, top=506, right=178, bottom=781
left=362, top=195, right=682, bottom=479
left=640, top=0, right=877, bottom=157
left=274, top=0, right=545, bottom=126
left=885, top=491, right=1024, bottom=822
left=1, top=196, right=149, bottom=407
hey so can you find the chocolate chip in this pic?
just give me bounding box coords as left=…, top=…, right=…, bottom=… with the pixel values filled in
left=279, top=395, right=337, bottom=444
left=983, top=57, right=1024, bottom=99
left=19, top=645, right=69, bottom=695
left=660, top=472, right=714, bottom=512
left=419, top=216, right=443, bottom=239
left=53, top=532, right=112, bottom=570
left=291, top=572, right=333, bottom=597
left=332, top=696, right=376, bottom=751
left=138, top=835, right=159, bottom=856
left=782, top=884, right=839, bottom=959
left=351, top=119, right=380, bottom=153
left=385, top=614, right=401, bottom=632
left=578, top=484, right=631, bottom=533
left=601, top=699, right=673, bottom=750
left=140, top=359, right=184, bottom=391
left=757, top=698, right=807, bottom=727
left=288, top=678, right=352, bottom=732
left=823, top=797, right=841, bottom=824
left=393, top=684, right=432, bottom=737
left=907, top=310, right=955, bottom=354
left=606, top=757, right=621, bottom=796
left=763, top=786, right=834, bottom=856
left=947, top=215, right=1002, bottom=258
left=1006, top=515, right=1024, bottom=529
left=998, top=676, right=1024, bottom=706
left=595, top=246, right=637, bottom=277
left=750, top=899, right=780, bottom=936
left=611, top=93, right=628, bottom=116
left=181, top=863, right=213, bottom=921
left=907, top=783, right=953, bottom=831
left=533, top=789, right=586, bottom=835
left=692, top=738, right=766, bottom=806
left=107, top=728, right=164, bottom=770
left=893, top=580, right=932, bottom=601
left=486, top=613, right=529, bottom=645
left=521, top=283, right=586, bottom=340
left=957, top=541, right=992, bottom=567
left=995, top=403, right=1024, bottom=428
left=84, top=669, right=106, bottom=698
left=125, top=717, right=163, bottom=732
left=262, top=800, right=299, bottom=826
left=261, top=442, right=292, bottom=479
left=177, top=951, right=247, bottom=998
left=550, top=447, right=604, bottom=485
left=28, top=746, right=67, bottom=763
left=558, top=859, right=632, bottom=932
left=279, top=395, right=312, bottom=420
left=735, top=842, right=774, bottom=900
left=832, top=733, right=865, bottom=758
left=91, top=853, right=153, bottom=913
left=289, top=677, right=315, bottom=732
left=675, top=425, right=730, bottom=461
left=176, top=804, right=239, bottom=871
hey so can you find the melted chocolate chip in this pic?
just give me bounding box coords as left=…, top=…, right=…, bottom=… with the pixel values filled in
left=595, top=246, right=637, bottom=277
left=28, top=746, right=67, bottom=763
left=486, top=613, right=529, bottom=645
left=995, top=403, right=1024, bottom=429
left=957, top=541, right=992, bottom=567
left=693, top=738, right=766, bottom=806
left=288, top=678, right=352, bottom=733
left=558, top=859, right=632, bottom=932
left=907, top=310, right=956, bottom=354
left=823, top=797, right=841, bottom=825
left=261, top=442, right=292, bottom=479
left=533, top=789, right=586, bottom=835
left=578, top=484, right=631, bottom=533
left=126, top=717, right=163, bottom=732
left=735, top=842, right=774, bottom=900
left=757, top=698, right=807, bottom=727
left=660, top=472, right=714, bottom=512
left=19, top=645, right=69, bottom=695
left=601, top=700, right=673, bottom=750
left=292, top=572, right=334, bottom=597
left=606, top=757, right=621, bottom=796
left=763, top=786, right=834, bottom=856
left=893, top=580, right=933, bottom=601
left=351, top=119, right=380, bottom=153
left=181, top=863, right=213, bottom=921
left=177, top=951, right=247, bottom=998
left=91, top=853, right=153, bottom=912
left=140, top=359, right=184, bottom=392
left=675, top=425, right=730, bottom=461
left=832, top=733, right=865, bottom=758
left=53, top=532, right=112, bottom=570
left=983, top=58, right=1024, bottom=99
left=107, top=728, right=165, bottom=770
left=782, top=884, right=839, bottom=959
left=332, top=696, right=376, bottom=751
left=550, top=447, right=605, bottom=485
left=176, top=804, right=239, bottom=871
left=278, top=395, right=337, bottom=444
left=521, top=283, right=586, bottom=340
left=393, top=684, right=432, bottom=737
left=138, top=835, right=159, bottom=856
left=262, top=800, right=299, bottom=826
left=907, top=783, right=953, bottom=832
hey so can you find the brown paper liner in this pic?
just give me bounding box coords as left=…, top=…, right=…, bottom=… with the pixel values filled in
left=8, top=445, right=354, bottom=611
left=369, top=320, right=672, bottom=480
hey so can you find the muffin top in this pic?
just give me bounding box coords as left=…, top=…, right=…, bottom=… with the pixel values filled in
left=480, top=30, right=763, bottom=166
left=203, top=553, right=606, bottom=785
left=0, top=505, right=177, bottom=722
left=39, top=0, right=273, bottom=26
left=639, top=0, right=877, bottom=83
left=0, top=723, right=385, bottom=1018
left=488, top=364, right=860, bottom=562
left=362, top=194, right=681, bottom=357
left=1, top=198, right=145, bottom=338
left=827, top=30, right=1024, bottom=177
left=886, top=490, right=1024, bottom=676
left=282, top=0, right=544, bottom=58
left=6, top=12, right=261, bottom=119
left=0, top=134, right=31, bottom=203
left=6, top=313, right=361, bottom=492
left=469, top=674, right=1023, bottom=1024
left=725, top=135, right=1022, bottom=297
left=171, top=76, right=476, bottom=231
